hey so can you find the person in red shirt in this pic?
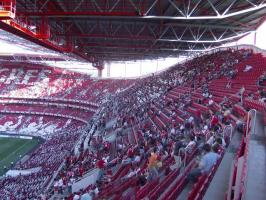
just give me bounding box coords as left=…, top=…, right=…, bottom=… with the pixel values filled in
left=127, top=147, right=134, bottom=158
left=97, top=159, right=105, bottom=180
left=210, top=114, right=219, bottom=128
left=97, top=159, right=105, bottom=169
left=79, top=166, right=84, bottom=177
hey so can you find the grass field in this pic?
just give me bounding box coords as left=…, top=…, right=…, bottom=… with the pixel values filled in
left=0, top=137, right=39, bottom=176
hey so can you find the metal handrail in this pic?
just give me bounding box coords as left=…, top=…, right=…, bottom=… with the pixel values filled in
left=245, top=109, right=257, bottom=138
left=241, top=109, right=257, bottom=200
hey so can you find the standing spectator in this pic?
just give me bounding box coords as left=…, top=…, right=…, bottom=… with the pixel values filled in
left=96, top=159, right=105, bottom=180
left=187, top=144, right=220, bottom=182
left=239, top=86, right=245, bottom=105
left=147, top=148, right=159, bottom=181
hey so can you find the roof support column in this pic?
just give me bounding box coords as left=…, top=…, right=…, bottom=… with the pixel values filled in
left=96, top=64, right=104, bottom=78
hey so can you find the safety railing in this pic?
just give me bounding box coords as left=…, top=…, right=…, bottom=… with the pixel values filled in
left=225, top=109, right=257, bottom=200
left=240, top=109, right=257, bottom=200
left=0, top=0, right=16, bottom=19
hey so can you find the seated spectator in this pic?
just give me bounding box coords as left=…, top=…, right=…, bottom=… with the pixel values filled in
left=258, top=71, right=266, bottom=86
left=132, top=152, right=141, bottom=164
left=208, top=99, right=214, bottom=106
left=236, top=119, right=245, bottom=133
left=226, top=81, right=232, bottom=89
left=185, top=135, right=196, bottom=153
left=124, top=165, right=140, bottom=179
left=243, top=65, right=252, bottom=72
left=170, top=147, right=184, bottom=170
left=222, top=110, right=230, bottom=124
left=206, top=132, right=215, bottom=146
left=187, top=144, right=220, bottom=182
left=213, top=137, right=226, bottom=148
left=210, top=114, right=219, bottom=129
left=121, top=155, right=133, bottom=166
left=96, top=159, right=105, bottom=180
left=247, top=93, right=255, bottom=100
left=259, top=91, right=266, bottom=102
left=147, top=148, right=159, bottom=181
left=228, top=69, right=237, bottom=79
left=239, top=86, right=245, bottom=105
left=81, top=191, right=92, bottom=200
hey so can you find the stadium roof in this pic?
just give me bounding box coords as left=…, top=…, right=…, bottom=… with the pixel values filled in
left=0, top=0, right=265, bottom=63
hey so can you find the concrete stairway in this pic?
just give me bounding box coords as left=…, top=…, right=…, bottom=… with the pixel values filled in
left=244, top=112, right=266, bottom=200
left=203, top=131, right=242, bottom=200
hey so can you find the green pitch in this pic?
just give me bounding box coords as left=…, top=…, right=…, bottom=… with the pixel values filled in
left=0, top=137, right=39, bottom=176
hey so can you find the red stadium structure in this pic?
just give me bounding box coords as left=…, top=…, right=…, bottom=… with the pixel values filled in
left=0, top=1, right=266, bottom=200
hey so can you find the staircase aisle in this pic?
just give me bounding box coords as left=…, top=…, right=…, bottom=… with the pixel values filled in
left=244, top=112, right=266, bottom=200
left=203, top=131, right=242, bottom=200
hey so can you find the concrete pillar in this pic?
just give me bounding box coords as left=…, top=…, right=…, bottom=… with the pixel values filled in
left=107, top=62, right=111, bottom=77
left=97, top=64, right=104, bottom=78
left=98, top=68, right=103, bottom=78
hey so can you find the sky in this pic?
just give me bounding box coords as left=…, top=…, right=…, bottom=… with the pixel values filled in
left=0, top=20, right=265, bottom=78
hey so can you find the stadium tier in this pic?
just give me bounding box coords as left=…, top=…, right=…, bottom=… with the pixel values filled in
left=0, top=48, right=265, bottom=199
left=0, top=1, right=265, bottom=199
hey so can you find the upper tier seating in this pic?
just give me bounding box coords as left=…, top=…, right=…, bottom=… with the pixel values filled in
left=55, top=49, right=261, bottom=200
left=1, top=49, right=265, bottom=200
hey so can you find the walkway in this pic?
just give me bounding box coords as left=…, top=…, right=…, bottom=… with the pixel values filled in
left=203, top=131, right=242, bottom=200
left=244, top=112, right=266, bottom=200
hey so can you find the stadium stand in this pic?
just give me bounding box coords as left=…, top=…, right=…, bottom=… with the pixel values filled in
left=0, top=47, right=264, bottom=200
left=1, top=48, right=256, bottom=200
left=0, top=1, right=265, bottom=199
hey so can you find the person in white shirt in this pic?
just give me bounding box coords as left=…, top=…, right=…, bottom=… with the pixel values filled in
left=170, top=127, right=176, bottom=135
left=54, top=180, right=59, bottom=194
left=81, top=192, right=92, bottom=200
left=73, top=194, right=80, bottom=200
left=188, top=116, right=194, bottom=123
left=133, top=154, right=141, bottom=164
left=207, top=132, right=215, bottom=146
left=239, top=86, right=245, bottom=105
left=208, top=99, right=214, bottom=106
left=185, top=135, right=196, bottom=153
left=243, top=65, right=252, bottom=72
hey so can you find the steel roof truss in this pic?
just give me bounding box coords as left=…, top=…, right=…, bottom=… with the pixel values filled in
left=260, top=0, right=266, bottom=6
left=209, top=29, right=218, bottom=41
left=112, top=23, right=122, bottom=36
left=168, top=0, right=186, bottom=17
left=99, top=22, right=109, bottom=36
left=222, top=0, right=237, bottom=15
left=136, top=24, right=147, bottom=37
left=90, top=0, right=103, bottom=12
left=197, top=27, right=207, bottom=40
left=186, top=0, right=191, bottom=17
left=188, top=27, right=197, bottom=40
left=74, top=0, right=86, bottom=12
left=188, top=0, right=202, bottom=17
left=170, top=26, right=179, bottom=40
left=218, top=28, right=229, bottom=40
left=176, top=26, right=188, bottom=41
left=148, top=24, right=157, bottom=39
left=207, top=0, right=221, bottom=16
left=245, top=0, right=258, bottom=7
left=128, top=0, right=139, bottom=13
left=144, top=0, right=159, bottom=15
left=109, top=0, right=121, bottom=12
left=123, top=24, right=133, bottom=37
left=39, top=0, right=50, bottom=12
